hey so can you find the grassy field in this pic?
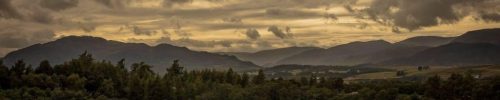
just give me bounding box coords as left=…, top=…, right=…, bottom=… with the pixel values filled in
left=345, top=65, right=500, bottom=81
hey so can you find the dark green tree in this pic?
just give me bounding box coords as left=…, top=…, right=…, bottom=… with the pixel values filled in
left=79, top=51, right=94, bottom=66
left=131, top=62, right=154, bottom=78
left=424, top=75, right=442, bottom=99
left=0, top=60, right=10, bottom=89
left=11, top=60, right=27, bottom=75
left=253, top=69, right=265, bottom=84
left=35, top=60, right=53, bottom=75
left=167, top=60, right=183, bottom=76
left=65, top=74, right=87, bottom=90
left=97, top=79, right=117, bottom=97
left=116, top=59, right=126, bottom=70
left=225, top=68, right=235, bottom=84
left=240, top=73, right=249, bottom=87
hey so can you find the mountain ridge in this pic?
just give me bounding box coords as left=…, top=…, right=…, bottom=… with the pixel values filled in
left=2, top=36, right=261, bottom=73
left=221, top=47, right=321, bottom=67
left=226, top=28, right=500, bottom=67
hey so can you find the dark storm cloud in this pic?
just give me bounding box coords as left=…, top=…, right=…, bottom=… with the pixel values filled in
left=0, top=29, right=55, bottom=48
left=79, top=22, right=98, bottom=32
left=30, top=10, right=55, bottom=24
left=155, top=37, right=238, bottom=48
left=132, top=25, right=156, bottom=36
left=244, top=28, right=260, bottom=40
left=0, top=0, right=60, bottom=24
left=256, top=41, right=272, bottom=48
left=391, top=27, right=401, bottom=33
left=343, top=5, right=355, bottom=13
left=159, top=0, right=350, bottom=21
left=94, top=0, right=128, bottom=9
left=163, top=0, right=193, bottom=8
left=0, top=0, right=23, bottom=19
left=163, top=0, right=230, bottom=7
left=324, top=13, right=338, bottom=20
left=480, top=13, right=500, bottom=22
left=39, top=0, right=79, bottom=11
left=194, top=23, right=267, bottom=31
left=174, top=38, right=233, bottom=48
left=0, top=34, right=30, bottom=48
left=360, top=0, right=500, bottom=31
left=222, top=17, right=243, bottom=23
left=262, top=8, right=323, bottom=19
left=268, top=26, right=292, bottom=39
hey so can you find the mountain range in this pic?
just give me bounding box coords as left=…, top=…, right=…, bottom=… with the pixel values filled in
left=2, top=36, right=260, bottom=73
left=2, top=28, right=499, bottom=71
left=219, top=47, right=320, bottom=66
left=226, top=28, right=500, bottom=67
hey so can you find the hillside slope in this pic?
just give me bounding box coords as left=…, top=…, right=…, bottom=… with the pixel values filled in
left=2, top=36, right=261, bottom=72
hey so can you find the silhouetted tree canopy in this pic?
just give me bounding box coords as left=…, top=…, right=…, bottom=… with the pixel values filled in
left=0, top=52, right=499, bottom=100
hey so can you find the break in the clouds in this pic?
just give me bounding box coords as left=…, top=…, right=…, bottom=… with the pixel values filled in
left=0, top=0, right=499, bottom=57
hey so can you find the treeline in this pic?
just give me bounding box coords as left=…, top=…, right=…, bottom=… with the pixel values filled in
left=0, top=52, right=499, bottom=100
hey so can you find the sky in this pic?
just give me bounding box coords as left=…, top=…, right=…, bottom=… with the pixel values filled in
left=1, top=0, right=499, bottom=57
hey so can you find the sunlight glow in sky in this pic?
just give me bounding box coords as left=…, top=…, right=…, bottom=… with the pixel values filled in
left=1, top=0, right=499, bottom=56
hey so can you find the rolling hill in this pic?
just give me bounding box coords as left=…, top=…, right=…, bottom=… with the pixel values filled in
left=395, top=36, right=454, bottom=47
left=381, top=43, right=500, bottom=66
left=381, top=28, right=500, bottom=66
left=221, top=47, right=320, bottom=67
left=452, top=28, right=500, bottom=45
left=229, top=28, right=500, bottom=67
left=275, top=40, right=393, bottom=65
left=2, top=36, right=261, bottom=73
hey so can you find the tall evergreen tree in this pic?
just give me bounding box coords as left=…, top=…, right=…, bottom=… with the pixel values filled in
left=79, top=51, right=94, bottom=66
left=117, top=59, right=126, bottom=70
left=10, top=60, right=27, bottom=75
left=240, top=73, right=249, bottom=87
left=35, top=60, right=53, bottom=75
left=131, top=62, right=154, bottom=78
left=253, top=69, right=265, bottom=84
left=225, top=68, right=235, bottom=84
left=167, top=60, right=183, bottom=76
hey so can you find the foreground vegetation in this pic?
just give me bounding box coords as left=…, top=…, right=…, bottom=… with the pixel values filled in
left=0, top=52, right=499, bottom=100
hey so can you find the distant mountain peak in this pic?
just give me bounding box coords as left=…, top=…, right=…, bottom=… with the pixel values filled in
left=2, top=36, right=260, bottom=72
left=350, top=40, right=390, bottom=44
left=452, top=28, right=500, bottom=45
left=327, top=40, right=391, bottom=50
left=396, top=36, right=454, bottom=47
left=55, top=36, right=109, bottom=43
left=154, top=43, right=180, bottom=48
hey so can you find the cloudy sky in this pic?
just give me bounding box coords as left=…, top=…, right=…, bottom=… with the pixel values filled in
left=1, top=0, right=499, bottom=56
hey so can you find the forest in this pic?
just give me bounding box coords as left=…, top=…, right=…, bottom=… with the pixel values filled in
left=0, top=52, right=499, bottom=100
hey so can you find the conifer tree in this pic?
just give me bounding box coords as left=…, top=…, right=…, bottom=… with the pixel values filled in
left=35, top=60, right=53, bottom=75
left=167, top=60, right=183, bottom=76
left=253, top=69, right=265, bottom=84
